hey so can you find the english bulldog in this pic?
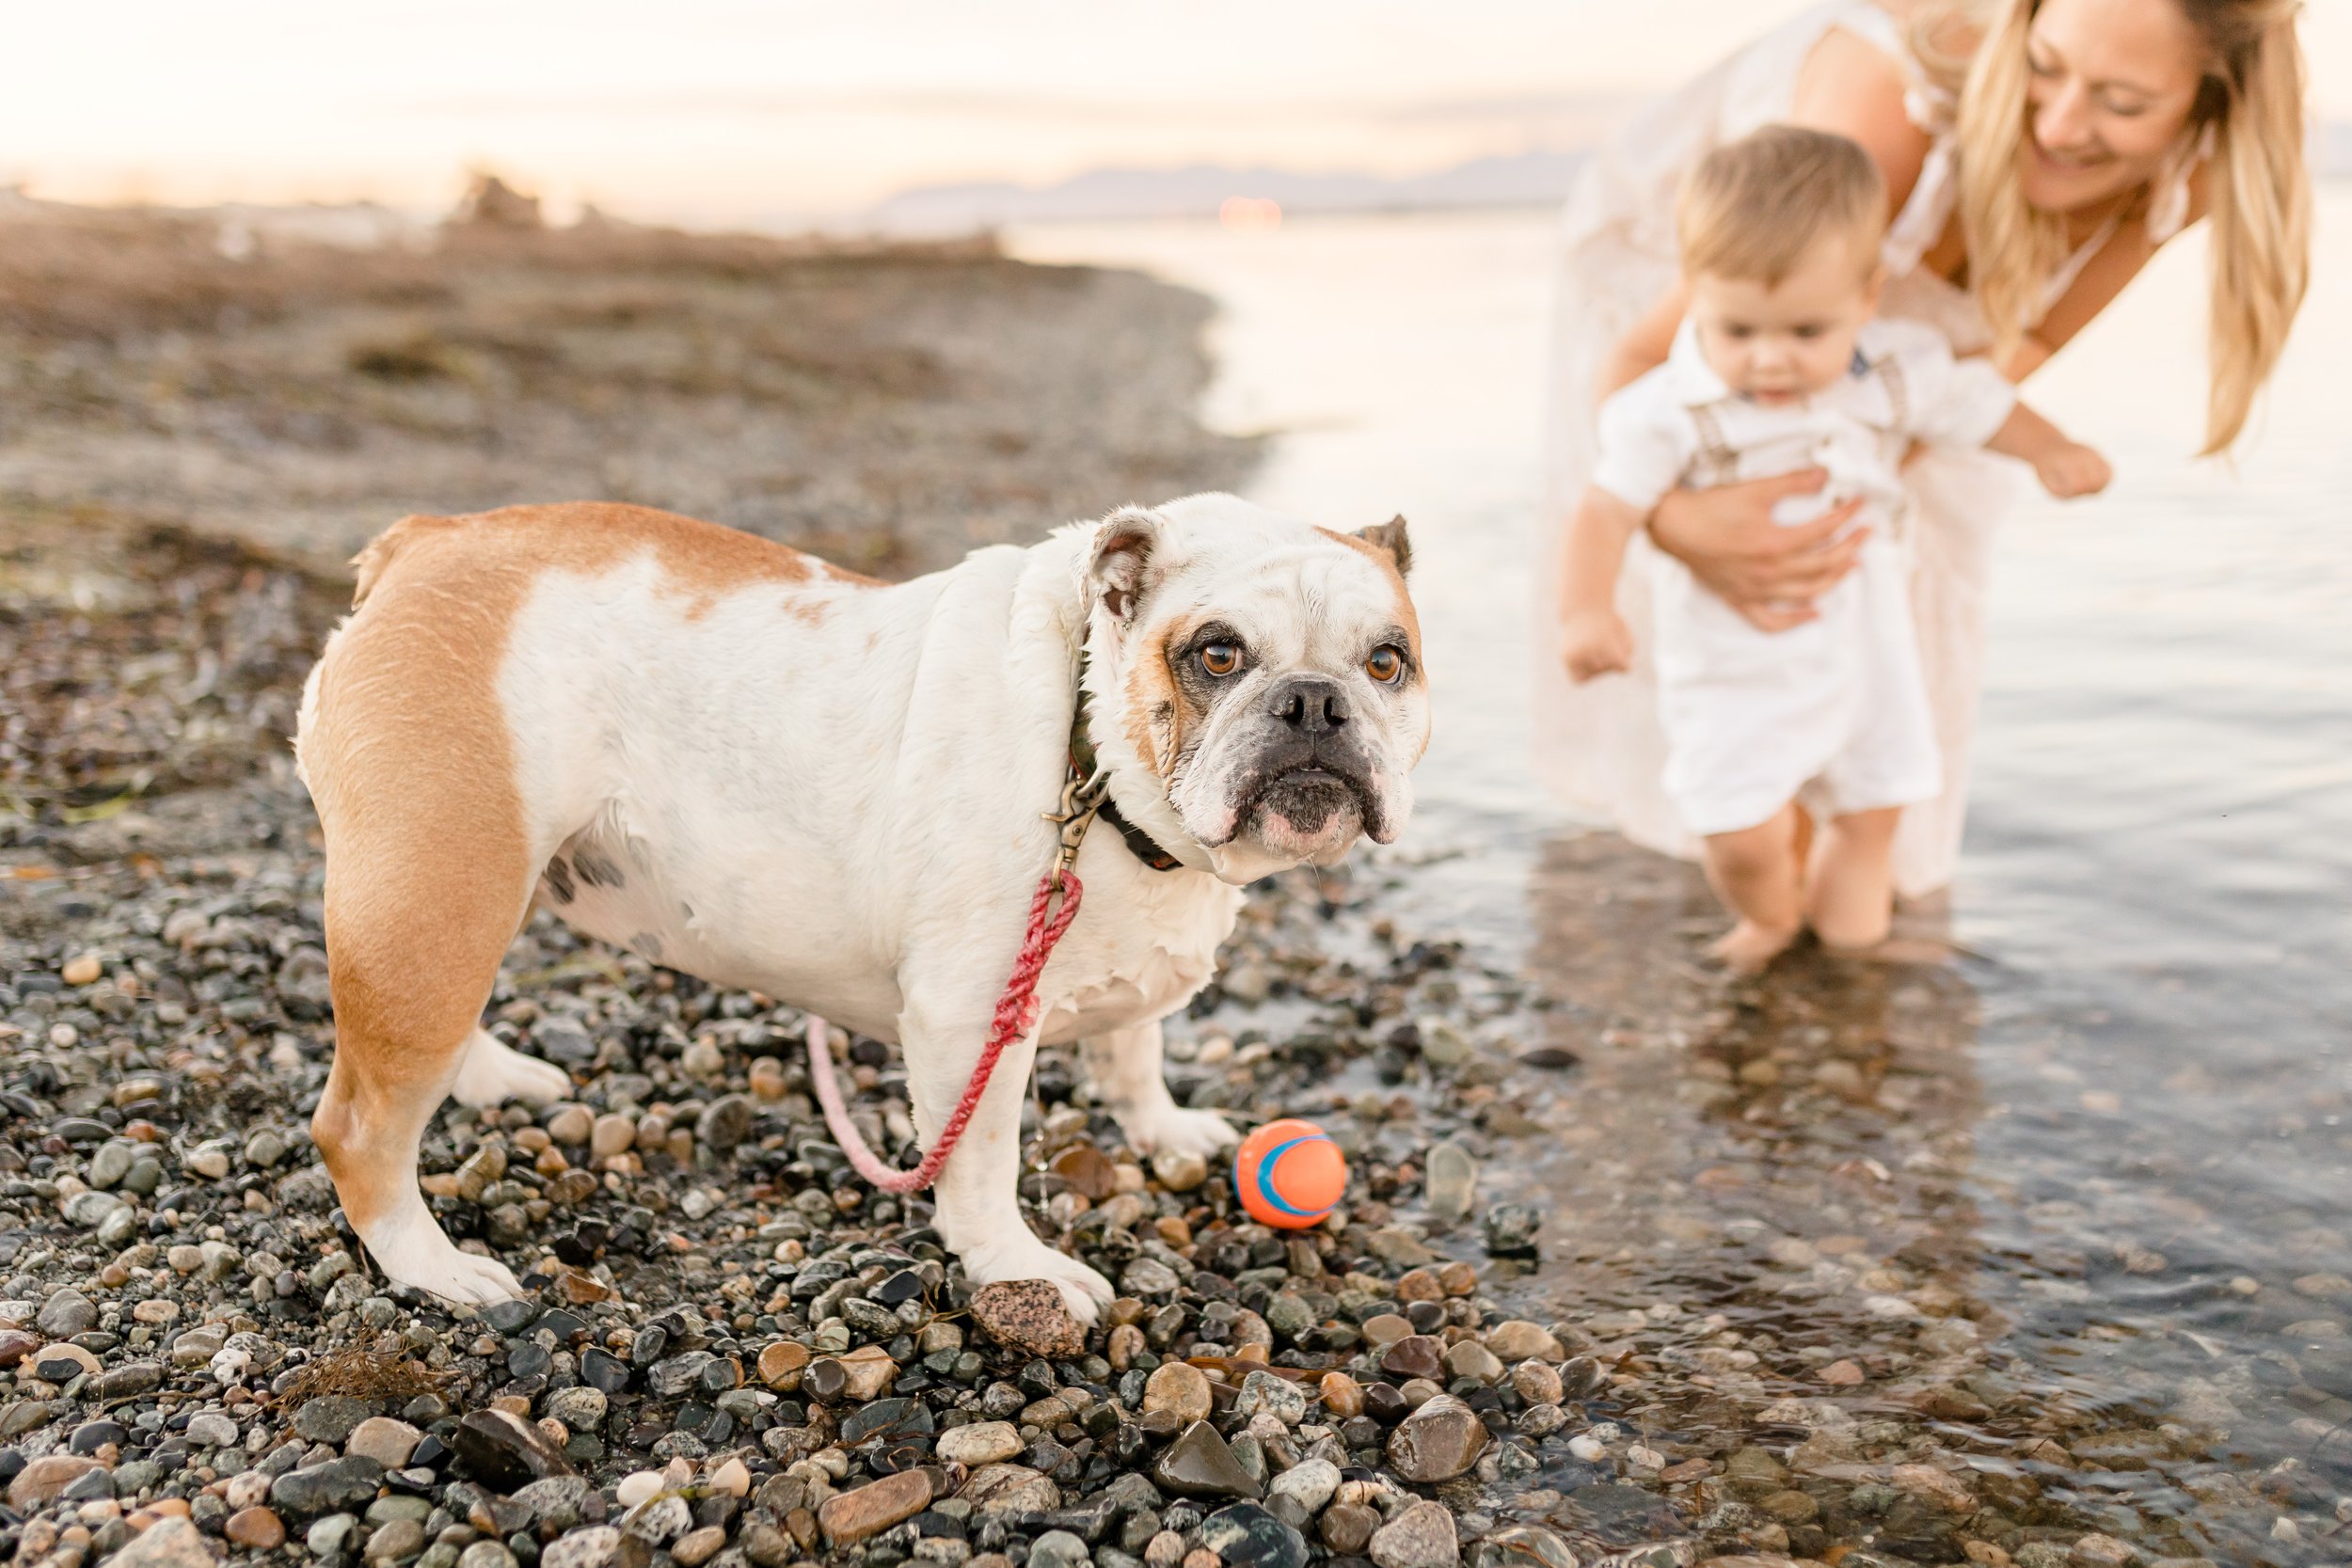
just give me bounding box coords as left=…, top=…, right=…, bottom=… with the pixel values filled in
left=294, top=494, right=1425, bottom=1320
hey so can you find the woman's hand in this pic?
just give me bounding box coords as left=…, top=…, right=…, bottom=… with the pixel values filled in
left=1647, top=469, right=1867, bottom=632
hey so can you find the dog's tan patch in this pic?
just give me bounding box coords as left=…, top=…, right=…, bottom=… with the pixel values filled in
left=308, top=501, right=865, bottom=1238
left=1124, top=628, right=1184, bottom=777
left=1314, top=525, right=1422, bottom=656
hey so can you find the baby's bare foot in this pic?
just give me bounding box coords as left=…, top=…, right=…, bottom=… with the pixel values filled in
left=1707, top=920, right=1799, bottom=974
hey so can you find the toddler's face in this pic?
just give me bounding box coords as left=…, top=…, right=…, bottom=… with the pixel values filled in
left=1688, top=232, right=1883, bottom=407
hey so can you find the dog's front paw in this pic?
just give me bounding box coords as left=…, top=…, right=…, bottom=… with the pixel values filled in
left=1118, top=1103, right=1241, bottom=1160
left=961, top=1234, right=1115, bottom=1327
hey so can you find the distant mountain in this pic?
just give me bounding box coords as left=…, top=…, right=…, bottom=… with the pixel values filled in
left=874, top=119, right=2352, bottom=234
left=2323, top=121, right=2352, bottom=180
left=869, top=150, right=1588, bottom=232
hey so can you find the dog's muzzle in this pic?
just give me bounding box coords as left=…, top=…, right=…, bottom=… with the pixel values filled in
left=1221, top=674, right=1391, bottom=847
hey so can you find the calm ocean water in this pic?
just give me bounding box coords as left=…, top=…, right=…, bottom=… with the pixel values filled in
left=1015, top=193, right=2352, bottom=1540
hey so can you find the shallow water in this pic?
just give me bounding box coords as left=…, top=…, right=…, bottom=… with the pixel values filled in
left=1014, top=195, right=2352, bottom=1559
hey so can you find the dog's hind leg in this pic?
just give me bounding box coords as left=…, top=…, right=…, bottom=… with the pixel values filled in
left=1081, top=1019, right=1238, bottom=1159
left=298, top=533, right=548, bottom=1306
left=311, top=858, right=538, bottom=1305
left=450, top=1027, right=572, bottom=1108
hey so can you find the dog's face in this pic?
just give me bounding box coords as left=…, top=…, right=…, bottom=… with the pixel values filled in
left=1082, top=493, right=1428, bottom=884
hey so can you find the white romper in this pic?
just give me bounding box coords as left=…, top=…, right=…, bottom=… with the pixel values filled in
left=1590, top=316, right=2018, bottom=837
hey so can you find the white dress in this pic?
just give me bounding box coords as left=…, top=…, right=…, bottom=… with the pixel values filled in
left=1532, top=0, right=2116, bottom=897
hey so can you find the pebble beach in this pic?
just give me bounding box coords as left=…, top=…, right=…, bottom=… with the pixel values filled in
left=4, top=193, right=2345, bottom=1568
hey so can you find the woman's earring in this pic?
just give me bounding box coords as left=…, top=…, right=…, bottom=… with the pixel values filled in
left=2147, top=120, right=2217, bottom=244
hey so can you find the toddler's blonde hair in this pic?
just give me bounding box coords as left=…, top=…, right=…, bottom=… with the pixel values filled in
left=1677, top=125, right=1889, bottom=286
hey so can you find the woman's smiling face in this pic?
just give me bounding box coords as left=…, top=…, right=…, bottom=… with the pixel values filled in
left=2019, top=0, right=2211, bottom=213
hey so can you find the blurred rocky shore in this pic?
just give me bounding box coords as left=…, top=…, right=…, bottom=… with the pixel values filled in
left=0, top=184, right=2301, bottom=1568
left=0, top=179, right=1254, bottom=577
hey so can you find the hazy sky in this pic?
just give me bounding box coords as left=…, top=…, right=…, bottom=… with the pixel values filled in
left=10, top=0, right=2347, bottom=224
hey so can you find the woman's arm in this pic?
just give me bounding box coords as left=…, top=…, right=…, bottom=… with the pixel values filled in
left=1788, top=25, right=1932, bottom=218
left=2000, top=213, right=2161, bottom=380
left=1598, top=281, right=1688, bottom=399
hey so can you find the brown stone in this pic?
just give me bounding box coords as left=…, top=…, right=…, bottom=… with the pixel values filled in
left=1379, top=1335, right=1445, bottom=1382
left=1322, top=1505, right=1380, bottom=1556
left=1509, top=1360, right=1563, bottom=1405
left=968, top=1280, right=1085, bottom=1360
left=1142, top=1362, right=1214, bottom=1426
left=1151, top=1419, right=1263, bottom=1501
left=1919, top=1384, right=1993, bottom=1421
left=1370, top=1500, right=1459, bottom=1568
left=672, top=1527, right=728, bottom=1566
left=1318, top=1371, right=1364, bottom=1418
left=818, top=1471, right=932, bottom=1544
left=1393, top=1269, right=1443, bottom=1303
left=224, top=1509, right=286, bottom=1551
left=31, top=1341, right=102, bottom=1378
left=1483, top=1527, right=1580, bottom=1568
left=109, top=1517, right=218, bottom=1568
left=1107, top=1323, right=1146, bottom=1372
left=1892, top=1463, right=1978, bottom=1513
left=1442, top=1341, right=1502, bottom=1384
left=808, top=1344, right=898, bottom=1402
left=758, top=1340, right=812, bottom=1391
left=1818, top=1359, right=1864, bottom=1386
left=1436, top=1261, right=1478, bottom=1297
left=344, top=1417, right=423, bottom=1469
left=8, top=1454, right=103, bottom=1512
left=958, top=1464, right=1061, bottom=1515
left=1049, top=1145, right=1118, bottom=1201
left=1385, top=1394, right=1487, bottom=1483
left=1481, top=1321, right=1564, bottom=1362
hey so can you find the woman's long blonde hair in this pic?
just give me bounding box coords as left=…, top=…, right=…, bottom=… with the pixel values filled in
left=1920, top=0, right=2309, bottom=452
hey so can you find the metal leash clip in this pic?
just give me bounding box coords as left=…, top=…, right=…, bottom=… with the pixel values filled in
left=1043, top=767, right=1108, bottom=890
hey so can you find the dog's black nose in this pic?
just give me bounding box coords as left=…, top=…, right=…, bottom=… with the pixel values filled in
left=1269, top=675, right=1349, bottom=735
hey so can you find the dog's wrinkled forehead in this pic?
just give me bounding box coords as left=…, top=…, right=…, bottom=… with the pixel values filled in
left=1100, top=494, right=1418, bottom=662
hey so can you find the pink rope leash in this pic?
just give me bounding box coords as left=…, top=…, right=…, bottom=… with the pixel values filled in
left=803, top=868, right=1085, bottom=1193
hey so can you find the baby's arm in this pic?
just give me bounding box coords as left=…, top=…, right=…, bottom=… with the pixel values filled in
left=1564, top=374, right=1692, bottom=681
left=1558, top=487, right=1647, bottom=682
left=1983, top=402, right=2113, bottom=499
left=1890, top=324, right=2112, bottom=499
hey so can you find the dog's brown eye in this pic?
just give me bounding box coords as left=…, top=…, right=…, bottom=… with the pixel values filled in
left=1365, top=645, right=1405, bottom=684
left=1200, top=642, right=1241, bottom=677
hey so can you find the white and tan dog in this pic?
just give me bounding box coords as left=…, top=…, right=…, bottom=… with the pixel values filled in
left=295, top=494, right=1425, bottom=1320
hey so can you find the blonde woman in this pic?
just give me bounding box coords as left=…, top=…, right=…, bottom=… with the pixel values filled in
left=1534, top=0, right=2312, bottom=901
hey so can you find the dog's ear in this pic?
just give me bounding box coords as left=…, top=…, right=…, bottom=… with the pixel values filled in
left=1089, top=506, right=1165, bottom=624
left=1356, top=515, right=1412, bottom=578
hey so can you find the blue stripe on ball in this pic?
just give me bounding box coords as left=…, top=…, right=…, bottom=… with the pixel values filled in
left=1253, top=1134, right=1335, bottom=1219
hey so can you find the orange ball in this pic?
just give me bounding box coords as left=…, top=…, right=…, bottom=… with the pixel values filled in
left=1232, top=1118, right=1346, bottom=1228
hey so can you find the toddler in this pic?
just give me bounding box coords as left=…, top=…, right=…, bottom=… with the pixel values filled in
left=1558, top=125, right=2110, bottom=970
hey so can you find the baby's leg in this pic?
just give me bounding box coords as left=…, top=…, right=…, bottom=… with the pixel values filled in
left=1701, top=802, right=1804, bottom=973
left=1805, top=805, right=1904, bottom=950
